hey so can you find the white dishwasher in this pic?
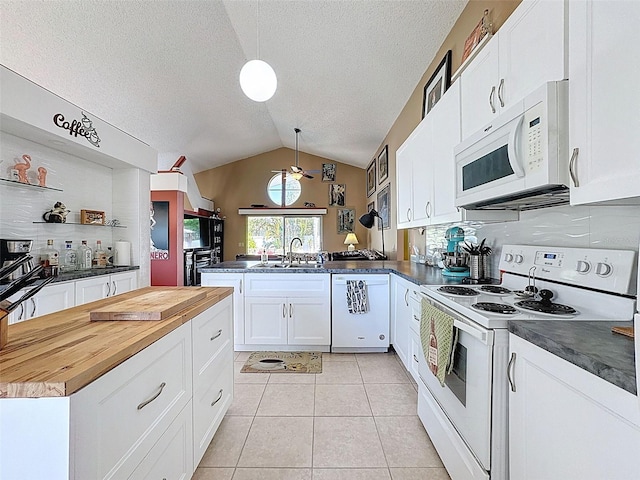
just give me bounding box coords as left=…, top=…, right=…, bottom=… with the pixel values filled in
left=331, top=274, right=389, bottom=353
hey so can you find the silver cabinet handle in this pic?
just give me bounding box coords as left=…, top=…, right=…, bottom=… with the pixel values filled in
left=239, top=279, right=243, bottom=294
left=507, top=352, right=517, bottom=392
left=407, top=208, right=411, bottom=222
left=569, top=147, right=579, bottom=187
left=404, top=288, right=409, bottom=306
left=489, top=85, right=496, bottom=113
left=211, top=388, right=224, bottom=407
left=425, top=201, right=431, bottom=218
left=283, top=303, right=286, bottom=318
left=498, top=78, right=505, bottom=107
left=18, top=303, right=24, bottom=321
left=30, top=297, right=36, bottom=317
left=413, top=354, right=419, bottom=363
left=289, top=303, right=293, bottom=318
left=112, top=281, right=117, bottom=296
left=106, top=281, right=111, bottom=297
left=413, top=315, right=420, bottom=322
left=137, top=382, right=166, bottom=410
left=210, top=329, right=222, bottom=341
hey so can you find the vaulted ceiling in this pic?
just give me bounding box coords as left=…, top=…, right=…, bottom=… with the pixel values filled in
left=0, top=0, right=467, bottom=173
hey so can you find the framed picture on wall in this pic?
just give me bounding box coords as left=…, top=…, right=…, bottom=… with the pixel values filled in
left=337, top=207, right=355, bottom=234
left=322, top=163, right=336, bottom=182
left=377, top=145, right=388, bottom=184
left=367, top=200, right=375, bottom=212
left=329, top=184, right=346, bottom=206
left=366, top=158, right=376, bottom=198
left=376, top=183, right=391, bottom=230
left=422, top=50, right=452, bottom=119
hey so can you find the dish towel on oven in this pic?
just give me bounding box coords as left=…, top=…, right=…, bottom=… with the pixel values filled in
left=420, top=297, right=458, bottom=387
left=346, top=280, right=368, bottom=314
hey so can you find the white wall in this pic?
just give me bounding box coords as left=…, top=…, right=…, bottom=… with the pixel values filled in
left=410, top=204, right=640, bottom=279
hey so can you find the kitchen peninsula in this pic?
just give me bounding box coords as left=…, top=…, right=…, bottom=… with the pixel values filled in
left=0, top=286, right=234, bottom=480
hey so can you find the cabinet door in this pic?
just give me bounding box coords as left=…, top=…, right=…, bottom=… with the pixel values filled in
left=391, top=276, right=411, bottom=369
left=32, top=282, right=75, bottom=318
left=244, top=297, right=288, bottom=345
left=410, top=115, right=432, bottom=227
left=201, top=273, right=244, bottom=345
left=569, top=0, right=640, bottom=205
left=110, top=271, right=137, bottom=297
left=509, top=335, right=640, bottom=479
left=396, top=131, right=417, bottom=229
left=430, top=81, right=462, bottom=224
left=75, top=276, right=109, bottom=305
left=287, top=296, right=331, bottom=345
left=498, top=0, right=566, bottom=109
left=460, top=35, right=500, bottom=139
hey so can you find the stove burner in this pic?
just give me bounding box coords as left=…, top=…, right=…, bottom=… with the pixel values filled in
left=514, top=300, right=577, bottom=315
left=471, top=302, right=517, bottom=315
left=437, top=286, right=480, bottom=297
left=479, top=285, right=512, bottom=295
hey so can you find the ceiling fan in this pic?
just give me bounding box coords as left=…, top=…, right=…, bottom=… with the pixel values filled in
left=272, top=128, right=320, bottom=180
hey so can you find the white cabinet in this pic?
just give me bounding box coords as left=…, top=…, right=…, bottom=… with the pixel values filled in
left=508, top=334, right=640, bottom=479
left=75, top=270, right=138, bottom=305
left=568, top=0, right=640, bottom=205
left=461, top=0, right=567, bottom=139
left=7, top=281, right=75, bottom=324
left=201, top=272, right=245, bottom=346
left=243, top=273, right=331, bottom=349
left=390, top=274, right=412, bottom=369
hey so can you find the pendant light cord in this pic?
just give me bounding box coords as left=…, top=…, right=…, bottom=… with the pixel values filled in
left=256, top=0, right=260, bottom=60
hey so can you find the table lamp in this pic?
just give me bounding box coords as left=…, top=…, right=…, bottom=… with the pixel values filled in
left=358, top=209, right=386, bottom=259
left=343, top=232, right=359, bottom=251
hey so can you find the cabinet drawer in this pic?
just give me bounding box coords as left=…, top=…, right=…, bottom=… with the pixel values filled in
left=73, top=323, right=192, bottom=480
left=192, top=296, right=232, bottom=376
left=409, top=330, right=423, bottom=383
left=129, top=402, right=193, bottom=480
left=245, top=273, right=330, bottom=297
left=193, top=344, right=233, bottom=465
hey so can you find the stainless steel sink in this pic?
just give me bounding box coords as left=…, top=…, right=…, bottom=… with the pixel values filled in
left=250, top=263, right=323, bottom=269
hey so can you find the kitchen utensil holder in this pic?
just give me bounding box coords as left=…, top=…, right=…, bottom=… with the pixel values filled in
left=469, top=254, right=489, bottom=280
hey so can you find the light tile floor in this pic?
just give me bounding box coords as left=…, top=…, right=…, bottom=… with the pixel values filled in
left=194, top=351, right=450, bottom=480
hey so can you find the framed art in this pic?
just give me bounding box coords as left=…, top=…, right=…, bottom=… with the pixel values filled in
left=337, top=207, right=355, bottom=234
left=366, top=158, right=376, bottom=198
left=80, top=209, right=105, bottom=225
left=329, top=184, right=346, bottom=207
left=322, top=163, right=336, bottom=182
left=376, top=183, right=391, bottom=230
left=461, top=9, right=492, bottom=64
left=377, top=145, right=389, bottom=184
left=422, top=50, right=452, bottom=118
left=367, top=201, right=375, bottom=212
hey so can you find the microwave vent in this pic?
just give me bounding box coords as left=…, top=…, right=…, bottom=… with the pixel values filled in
left=460, top=185, right=570, bottom=211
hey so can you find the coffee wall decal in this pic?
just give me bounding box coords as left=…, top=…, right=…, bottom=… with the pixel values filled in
left=52, top=111, right=101, bottom=147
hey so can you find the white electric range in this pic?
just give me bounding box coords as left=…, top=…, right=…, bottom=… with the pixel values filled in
left=417, top=244, right=637, bottom=480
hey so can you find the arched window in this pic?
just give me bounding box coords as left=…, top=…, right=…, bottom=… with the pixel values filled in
left=267, top=173, right=301, bottom=206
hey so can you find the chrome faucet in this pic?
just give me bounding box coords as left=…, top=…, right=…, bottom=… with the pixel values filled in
left=288, top=237, right=302, bottom=266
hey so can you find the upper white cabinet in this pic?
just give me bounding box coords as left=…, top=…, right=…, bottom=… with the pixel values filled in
left=461, top=0, right=567, bottom=139
left=568, top=0, right=640, bottom=205
left=508, top=334, right=640, bottom=479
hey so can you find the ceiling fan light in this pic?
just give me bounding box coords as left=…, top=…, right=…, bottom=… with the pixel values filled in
left=290, top=171, right=303, bottom=180
left=239, top=60, right=277, bottom=102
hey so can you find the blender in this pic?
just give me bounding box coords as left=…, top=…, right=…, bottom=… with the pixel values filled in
left=442, top=227, right=470, bottom=278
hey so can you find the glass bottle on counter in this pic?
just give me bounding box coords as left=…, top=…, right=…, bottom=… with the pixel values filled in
left=61, top=240, right=77, bottom=272
left=39, top=239, right=59, bottom=277
left=92, top=240, right=107, bottom=268
left=78, top=240, right=93, bottom=270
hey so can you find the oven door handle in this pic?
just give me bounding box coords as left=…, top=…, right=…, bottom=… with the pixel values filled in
left=453, top=319, right=490, bottom=345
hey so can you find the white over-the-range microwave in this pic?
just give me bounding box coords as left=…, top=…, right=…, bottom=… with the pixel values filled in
left=454, top=80, right=570, bottom=211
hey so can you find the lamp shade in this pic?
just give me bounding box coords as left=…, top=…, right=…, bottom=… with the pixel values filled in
left=359, top=209, right=379, bottom=229
left=239, top=59, right=277, bottom=102
left=344, top=233, right=359, bottom=245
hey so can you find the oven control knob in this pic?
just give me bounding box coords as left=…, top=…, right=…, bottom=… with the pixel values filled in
left=595, top=262, right=613, bottom=277
left=514, top=254, right=524, bottom=264
left=575, top=260, right=591, bottom=274
left=504, top=253, right=514, bottom=263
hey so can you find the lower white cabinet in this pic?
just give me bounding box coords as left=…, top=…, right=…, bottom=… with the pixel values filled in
left=390, top=274, right=414, bottom=369
left=508, top=334, right=640, bottom=479
left=201, top=272, right=244, bottom=347
left=7, top=281, right=75, bottom=324
left=75, top=270, right=138, bottom=305
left=242, top=273, right=331, bottom=350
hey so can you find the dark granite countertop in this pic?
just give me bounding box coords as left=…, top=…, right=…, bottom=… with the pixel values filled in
left=509, top=320, right=636, bottom=395
left=0, top=265, right=140, bottom=295
left=200, top=260, right=482, bottom=286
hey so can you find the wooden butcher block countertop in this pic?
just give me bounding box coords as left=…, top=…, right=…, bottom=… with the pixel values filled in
left=0, top=286, right=232, bottom=399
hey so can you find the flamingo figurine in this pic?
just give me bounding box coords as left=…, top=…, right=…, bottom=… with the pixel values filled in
left=14, top=154, right=31, bottom=184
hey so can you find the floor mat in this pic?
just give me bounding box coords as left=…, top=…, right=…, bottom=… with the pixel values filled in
left=240, top=351, right=322, bottom=373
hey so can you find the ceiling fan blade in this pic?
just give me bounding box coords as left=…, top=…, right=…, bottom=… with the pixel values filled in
left=303, top=173, right=314, bottom=179
left=291, top=165, right=303, bottom=173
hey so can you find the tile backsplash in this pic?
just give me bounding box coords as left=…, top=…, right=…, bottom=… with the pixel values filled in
left=410, top=204, right=640, bottom=279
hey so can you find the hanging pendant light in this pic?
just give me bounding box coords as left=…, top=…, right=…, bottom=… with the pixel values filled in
left=240, top=1, right=277, bottom=102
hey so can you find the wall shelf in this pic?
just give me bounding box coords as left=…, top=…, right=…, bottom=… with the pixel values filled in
left=32, top=222, right=127, bottom=228
left=0, top=177, right=63, bottom=192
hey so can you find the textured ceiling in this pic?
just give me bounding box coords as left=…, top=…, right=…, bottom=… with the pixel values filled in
left=0, top=0, right=467, bottom=173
